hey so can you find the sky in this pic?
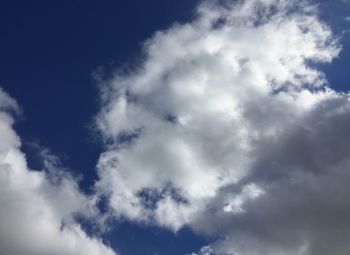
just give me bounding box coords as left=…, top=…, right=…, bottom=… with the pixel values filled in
left=0, top=0, right=350, bottom=255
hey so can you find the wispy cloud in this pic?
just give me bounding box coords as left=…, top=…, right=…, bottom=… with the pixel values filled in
left=0, top=88, right=116, bottom=255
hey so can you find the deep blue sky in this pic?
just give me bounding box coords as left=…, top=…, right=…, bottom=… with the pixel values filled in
left=0, top=0, right=349, bottom=254
left=0, top=0, right=198, bottom=187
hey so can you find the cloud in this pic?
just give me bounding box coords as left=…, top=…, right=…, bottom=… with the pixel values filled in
left=192, top=245, right=215, bottom=255
left=94, top=0, right=350, bottom=254
left=190, top=94, right=350, bottom=255
left=0, top=87, right=116, bottom=255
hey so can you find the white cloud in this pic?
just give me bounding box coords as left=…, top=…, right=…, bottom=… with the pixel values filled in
left=0, top=88, right=116, bottom=255
left=94, top=0, right=350, bottom=254
left=192, top=245, right=215, bottom=255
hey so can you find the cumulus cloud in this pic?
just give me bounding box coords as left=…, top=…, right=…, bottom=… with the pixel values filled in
left=95, top=0, right=350, bottom=254
left=190, top=94, right=350, bottom=255
left=0, top=88, right=116, bottom=255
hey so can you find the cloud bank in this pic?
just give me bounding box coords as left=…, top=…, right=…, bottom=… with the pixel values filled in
left=95, top=0, right=350, bottom=254
left=0, top=88, right=116, bottom=255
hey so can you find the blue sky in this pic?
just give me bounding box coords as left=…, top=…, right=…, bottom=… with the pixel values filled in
left=0, top=0, right=197, bottom=188
left=0, top=2, right=206, bottom=254
left=1, top=1, right=350, bottom=255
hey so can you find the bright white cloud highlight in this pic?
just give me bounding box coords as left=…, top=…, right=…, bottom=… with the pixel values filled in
left=95, top=0, right=350, bottom=254
left=0, top=88, right=116, bottom=255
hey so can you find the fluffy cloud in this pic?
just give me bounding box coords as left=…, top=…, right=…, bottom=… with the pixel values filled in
left=95, top=0, right=350, bottom=254
left=190, top=94, right=350, bottom=255
left=0, top=88, right=116, bottom=255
